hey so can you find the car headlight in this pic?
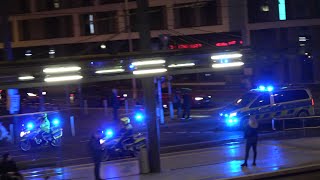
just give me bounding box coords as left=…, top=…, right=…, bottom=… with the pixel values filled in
left=230, top=112, right=237, bottom=117
left=195, top=97, right=203, bottom=101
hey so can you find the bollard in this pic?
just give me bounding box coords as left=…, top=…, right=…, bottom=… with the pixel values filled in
left=70, top=116, right=75, bottom=137
left=125, top=100, right=129, bottom=114
left=169, top=101, right=174, bottom=120
left=138, top=147, right=150, bottom=174
left=103, top=100, right=108, bottom=115
left=9, top=124, right=14, bottom=144
left=84, top=100, right=88, bottom=115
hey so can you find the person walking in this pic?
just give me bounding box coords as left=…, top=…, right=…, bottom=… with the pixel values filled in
left=89, top=130, right=104, bottom=180
left=241, top=116, right=259, bottom=167
left=182, top=91, right=191, bottom=120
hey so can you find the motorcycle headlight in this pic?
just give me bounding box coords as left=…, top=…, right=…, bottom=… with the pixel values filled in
left=195, top=97, right=203, bottom=101
left=99, top=139, right=106, bottom=145
left=20, top=131, right=30, bottom=137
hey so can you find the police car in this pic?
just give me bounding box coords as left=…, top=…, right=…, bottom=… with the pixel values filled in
left=219, top=86, right=315, bottom=127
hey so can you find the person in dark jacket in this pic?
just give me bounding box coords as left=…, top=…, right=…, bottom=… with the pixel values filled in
left=0, top=153, right=23, bottom=179
left=182, top=92, right=192, bottom=120
left=173, top=90, right=182, bottom=119
left=241, top=116, right=259, bottom=167
left=89, top=130, right=104, bottom=180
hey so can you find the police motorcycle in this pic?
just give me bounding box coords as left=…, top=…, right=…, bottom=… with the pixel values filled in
left=20, top=118, right=63, bottom=151
left=100, top=129, right=146, bottom=161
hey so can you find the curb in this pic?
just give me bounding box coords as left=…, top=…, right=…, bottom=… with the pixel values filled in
left=220, top=163, right=320, bottom=180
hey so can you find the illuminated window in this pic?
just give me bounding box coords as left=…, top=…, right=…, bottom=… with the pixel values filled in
left=278, top=0, right=286, bottom=20
left=54, top=0, right=60, bottom=8
left=89, top=14, right=95, bottom=34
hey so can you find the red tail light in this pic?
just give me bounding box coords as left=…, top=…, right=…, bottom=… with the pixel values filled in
left=312, top=98, right=315, bottom=106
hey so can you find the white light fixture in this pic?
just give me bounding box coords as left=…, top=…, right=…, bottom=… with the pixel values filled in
left=168, top=63, right=195, bottom=68
left=131, top=59, right=165, bottom=66
left=212, top=62, right=244, bottom=68
left=49, top=49, right=55, bottom=55
left=42, top=92, right=47, bottom=95
left=100, top=44, right=107, bottom=49
left=123, top=94, right=128, bottom=98
left=27, top=93, right=37, bottom=97
left=43, top=66, right=81, bottom=74
left=25, top=50, right=32, bottom=57
left=299, top=37, right=307, bottom=42
left=18, top=76, right=35, bottom=81
left=44, top=75, right=83, bottom=82
left=211, top=53, right=243, bottom=60
left=95, top=68, right=125, bottom=74
left=133, top=68, right=167, bottom=75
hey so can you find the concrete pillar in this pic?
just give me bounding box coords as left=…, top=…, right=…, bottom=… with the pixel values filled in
left=241, top=0, right=250, bottom=46
left=288, top=56, right=302, bottom=84
left=117, top=10, right=126, bottom=33
left=73, top=14, right=81, bottom=37
left=166, top=3, right=174, bottom=29
left=94, top=0, right=100, bottom=6
left=30, top=0, right=37, bottom=13
left=275, top=59, right=286, bottom=85
left=11, top=18, right=19, bottom=42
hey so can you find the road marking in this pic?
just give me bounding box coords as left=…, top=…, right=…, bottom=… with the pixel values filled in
left=163, top=132, right=173, bottom=134
left=176, top=132, right=187, bottom=134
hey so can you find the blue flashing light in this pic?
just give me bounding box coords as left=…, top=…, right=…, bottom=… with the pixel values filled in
left=258, top=85, right=266, bottom=91
left=52, top=119, right=60, bottom=126
left=224, top=114, right=229, bottom=118
left=129, top=64, right=135, bottom=70
left=135, top=113, right=144, bottom=122
left=105, top=129, right=114, bottom=138
left=27, top=122, right=34, bottom=130
left=226, top=118, right=239, bottom=126
left=220, top=113, right=223, bottom=117
left=267, top=86, right=274, bottom=92
left=257, top=85, right=274, bottom=92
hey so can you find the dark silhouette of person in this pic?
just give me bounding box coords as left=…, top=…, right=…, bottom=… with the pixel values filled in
left=0, top=153, right=24, bottom=180
left=241, top=116, right=258, bottom=167
left=182, top=91, right=192, bottom=120
left=111, top=89, right=120, bottom=122
left=89, top=130, right=104, bottom=180
left=173, top=90, right=182, bottom=119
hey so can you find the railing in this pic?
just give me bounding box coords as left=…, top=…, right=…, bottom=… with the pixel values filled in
left=272, top=116, right=320, bottom=135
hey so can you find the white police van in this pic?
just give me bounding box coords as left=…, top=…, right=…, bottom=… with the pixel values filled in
left=219, top=86, right=315, bottom=127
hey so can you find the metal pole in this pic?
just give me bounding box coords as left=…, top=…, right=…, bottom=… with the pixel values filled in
left=103, top=100, right=108, bottom=115
left=39, top=87, right=45, bottom=112
left=167, top=76, right=174, bottom=120
left=136, top=0, right=161, bottom=173
left=124, top=0, right=138, bottom=101
left=125, top=99, right=129, bottom=114
left=70, top=116, right=75, bottom=137
left=78, top=84, right=83, bottom=107
left=157, top=79, right=164, bottom=124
